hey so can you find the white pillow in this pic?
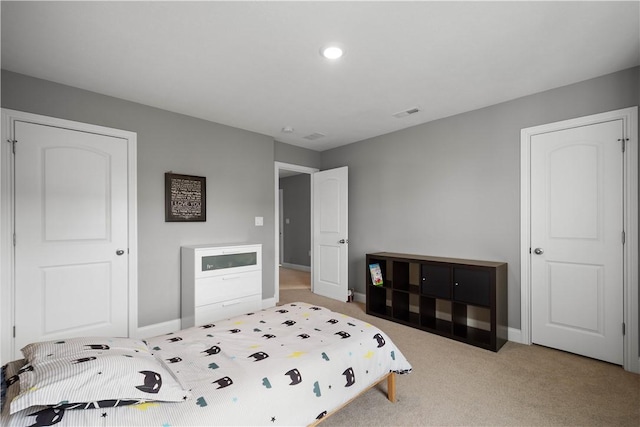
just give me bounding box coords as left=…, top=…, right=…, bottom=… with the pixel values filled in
left=2, top=359, right=26, bottom=416
left=10, top=337, right=190, bottom=414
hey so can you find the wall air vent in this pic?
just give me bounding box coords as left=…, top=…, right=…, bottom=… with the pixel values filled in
left=392, top=107, right=421, bottom=118
left=303, top=132, right=326, bottom=141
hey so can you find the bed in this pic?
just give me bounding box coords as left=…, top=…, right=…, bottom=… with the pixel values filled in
left=1, top=302, right=412, bottom=426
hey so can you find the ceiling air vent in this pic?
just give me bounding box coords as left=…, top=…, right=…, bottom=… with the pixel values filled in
left=303, top=132, right=326, bottom=141
left=392, top=107, right=421, bottom=118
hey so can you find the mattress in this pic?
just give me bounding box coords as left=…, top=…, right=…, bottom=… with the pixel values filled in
left=1, top=302, right=412, bottom=426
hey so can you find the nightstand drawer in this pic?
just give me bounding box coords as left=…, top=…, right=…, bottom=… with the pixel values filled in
left=195, top=271, right=261, bottom=306
left=195, top=294, right=262, bottom=325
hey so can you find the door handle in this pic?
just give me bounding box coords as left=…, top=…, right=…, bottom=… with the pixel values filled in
left=338, top=239, right=349, bottom=244
left=116, top=249, right=125, bottom=256
left=533, top=248, right=544, bottom=255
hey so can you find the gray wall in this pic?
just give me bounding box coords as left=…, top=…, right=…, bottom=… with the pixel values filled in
left=3, top=66, right=638, bottom=335
left=279, top=174, right=311, bottom=267
left=321, top=66, right=640, bottom=330
left=2, top=70, right=277, bottom=328
left=274, top=140, right=321, bottom=169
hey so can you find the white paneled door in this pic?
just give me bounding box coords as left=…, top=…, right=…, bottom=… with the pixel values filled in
left=530, top=120, right=624, bottom=364
left=312, top=167, right=348, bottom=302
left=13, top=121, right=130, bottom=357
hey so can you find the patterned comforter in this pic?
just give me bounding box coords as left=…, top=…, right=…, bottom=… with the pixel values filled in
left=2, top=302, right=412, bottom=426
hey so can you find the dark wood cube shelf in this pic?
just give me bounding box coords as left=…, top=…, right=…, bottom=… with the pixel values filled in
left=366, top=252, right=508, bottom=352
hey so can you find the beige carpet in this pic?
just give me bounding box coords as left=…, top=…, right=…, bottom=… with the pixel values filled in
left=279, top=267, right=310, bottom=290
left=279, top=289, right=640, bottom=427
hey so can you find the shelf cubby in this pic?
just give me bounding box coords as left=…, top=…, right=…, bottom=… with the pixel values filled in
left=392, top=261, right=410, bottom=291
left=420, top=296, right=452, bottom=334
left=392, top=290, right=410, bottom=321
left=367, top=283, right=391, bottom=317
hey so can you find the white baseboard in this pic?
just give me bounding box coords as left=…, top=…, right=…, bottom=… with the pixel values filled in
left=137, top=299, right=278, bottom=338
left=508, top=327, right=523, bottom=344
left=354, top=291, right=366, bottom=304
left=137, top=318, right=182, bottom=338
left=262, top=297, right=277, bottom=309
left=280, top=263, right=311, bottom=272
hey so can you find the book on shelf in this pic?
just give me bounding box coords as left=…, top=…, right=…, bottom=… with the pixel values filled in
left=369, top=263, right=384, bottom=286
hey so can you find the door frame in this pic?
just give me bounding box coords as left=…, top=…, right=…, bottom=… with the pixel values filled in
left=0, top=109, right=138, bottom=363
left=273, top=162, right=318, bottom=304
left=520, top=106, right=638, bottom=373
left=279, top=189, right=284, bottom=264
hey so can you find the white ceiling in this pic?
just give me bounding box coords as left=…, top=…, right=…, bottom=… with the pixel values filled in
left=2, top=1, right=639, bottom=152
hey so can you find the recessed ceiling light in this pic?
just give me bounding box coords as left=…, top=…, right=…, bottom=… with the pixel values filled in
left=281, top=126, right=294, bottom=133
left=320, top=45, right=344, bottom=60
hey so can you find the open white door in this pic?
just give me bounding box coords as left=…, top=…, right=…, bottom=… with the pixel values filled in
left=312, top=167, right=348, bottom=302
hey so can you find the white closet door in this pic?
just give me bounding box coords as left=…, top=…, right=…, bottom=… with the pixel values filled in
left=530, top=120, right=624, bottom=365
left=14, top=121, right=129, bottom=357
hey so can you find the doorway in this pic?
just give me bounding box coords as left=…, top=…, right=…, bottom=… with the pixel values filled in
left=279, top=169, right=312, bottom=290
left=274, top=162, right=318, bottom=302
left=520, top=107, right=638, bottom=373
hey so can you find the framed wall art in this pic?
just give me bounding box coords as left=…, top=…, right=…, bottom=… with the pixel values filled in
left=165, top=172, right=206, bottom=222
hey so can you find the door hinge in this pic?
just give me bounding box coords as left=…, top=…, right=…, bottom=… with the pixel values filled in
left=13, top=326, right=16, bottom=338
left=622, top=231, right=626, bottom=244
left=7, top=139, right=17, bottom=154
left=619, top=138, right=628, bottom=153
left=13, top=233, right=16, bottom=246
left=622, top=322, right=626, bottom=336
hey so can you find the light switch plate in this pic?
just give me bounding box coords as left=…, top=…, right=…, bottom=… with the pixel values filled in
left=255, top=216, right=264, bottom=226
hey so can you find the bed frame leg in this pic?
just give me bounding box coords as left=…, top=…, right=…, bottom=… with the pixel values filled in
left=387, top=372, right=396, bottom=403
